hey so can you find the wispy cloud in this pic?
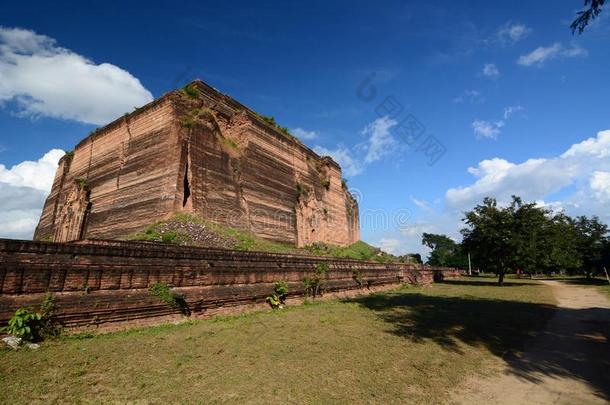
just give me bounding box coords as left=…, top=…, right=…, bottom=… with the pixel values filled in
left=472, top=120, right=504, bottom=139
left=291, top=127, right=318, bottom=140
left=362, top=116, right=398, bottom=164
left=453, top=89, right=483, bottom=104
left=481, top=63, right=500, bottom=78
left=472, top=105, right=525, bottom=140
left=314, top=116, right=404, bottom=177
left=497, top=22, right=532, bottom=44
left=503, top=105, right=525, bottom=120
left=517, top=43, right=587, bottom=67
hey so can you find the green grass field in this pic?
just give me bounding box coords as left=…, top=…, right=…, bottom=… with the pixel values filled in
left=0, top=277, right=556, bottom=404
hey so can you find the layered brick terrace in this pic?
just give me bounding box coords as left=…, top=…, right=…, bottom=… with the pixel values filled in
left=0, top=239, right=461, bottom=331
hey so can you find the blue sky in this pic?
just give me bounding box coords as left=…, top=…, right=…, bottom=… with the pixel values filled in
left=1, top=1, right=610, bottom=257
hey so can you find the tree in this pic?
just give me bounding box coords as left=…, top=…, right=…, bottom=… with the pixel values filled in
left=541, top=213, right=582, bottom=274
left=573, top=216, right=609, bottom=276
left=461, top=197, right=515, bottom=285
left=571, top=0, right=606, bottom=34
left=421, top=233, right=467, bottom=268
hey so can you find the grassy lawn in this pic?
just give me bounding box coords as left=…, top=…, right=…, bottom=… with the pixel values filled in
left=0, top=277, right=556, bottom=404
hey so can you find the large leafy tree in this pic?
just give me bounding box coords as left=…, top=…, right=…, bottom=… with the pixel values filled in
left=461, top=196, right=608, bottom=285
left=461, top=197, right=515, bottom=285
left=573, top=216, right=609, bottom=276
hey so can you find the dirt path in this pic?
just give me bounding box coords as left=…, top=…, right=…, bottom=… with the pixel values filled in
left=452, top=280, right=610, bottom=404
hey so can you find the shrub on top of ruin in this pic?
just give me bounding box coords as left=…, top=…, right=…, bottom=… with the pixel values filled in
left=255, top=113, right=294, bottom=139
left=341, top=178, right=348, bottom=190
left=182, top=84, right=199, bottom=99
left=266, top=281, right=289, bottom=309
left=63, top=150, right=74, bottom=163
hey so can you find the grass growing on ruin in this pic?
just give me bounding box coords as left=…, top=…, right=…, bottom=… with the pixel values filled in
left=124, top=213, right=408, bottom=262
left=0, top=277, right=556, bottom=404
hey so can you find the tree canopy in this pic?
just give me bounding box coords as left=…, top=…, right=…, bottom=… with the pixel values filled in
left=571, top=0, right=606, bottom=34
left=421, top=233, right=467, bottom=269
left=459, top=196, right=609, bottom=285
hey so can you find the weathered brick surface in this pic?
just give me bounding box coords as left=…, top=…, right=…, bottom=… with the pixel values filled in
left=34, top=80, right=360, bottom=247
left=0, top=239, right=461, bottom=330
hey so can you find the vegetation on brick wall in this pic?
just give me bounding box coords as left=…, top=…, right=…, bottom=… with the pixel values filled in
left=75, top=178, right=88, bottom=190
left=266, top=281, right=289, bottom=309
left=3, top=309, right=41, bottom=342
left=304, top=263, right=329, bottom=298
left=352, top=269, right=364, bottom=288
left=254, top=113, right=295, bottom=140
left=296, top=182, right=310, bottom=202
left=182, top=84, right=199, bottom=99
left=38, top=293, right=62, bottom=339
left=124, top=213, right=422, bottom=263
left=63, top=150, right=74, bottom=163
left=148, top=283, right=190, bottom=316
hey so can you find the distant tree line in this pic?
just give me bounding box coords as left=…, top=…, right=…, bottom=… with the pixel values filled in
left=422, top=196, right=610, bottom=286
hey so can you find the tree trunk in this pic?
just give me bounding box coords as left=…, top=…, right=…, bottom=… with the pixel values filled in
left=498, top=271, right=505, bottom=286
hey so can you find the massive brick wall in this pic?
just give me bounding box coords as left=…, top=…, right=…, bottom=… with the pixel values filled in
left=0, top=239, right=461, bottom=331
left=34, top=80, right=359, bottom=247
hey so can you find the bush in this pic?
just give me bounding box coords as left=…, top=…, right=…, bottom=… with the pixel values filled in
left=352, top=269, right=364, bottom=288
left=304, top=263, right=329, bottom=298
left=3, top=309, right=41, bottom=342
left=266, top=281, right=289, bottom=309
left=38, top=293, right=62, bottom=339
left=182, top=85, right=199, bottom=98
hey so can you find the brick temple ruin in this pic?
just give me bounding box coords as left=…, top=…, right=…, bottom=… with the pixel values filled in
left=34, top=80, right=359, bottom=247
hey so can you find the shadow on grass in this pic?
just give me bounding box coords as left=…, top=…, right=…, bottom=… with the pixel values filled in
left=437, top=279, right=537, bottom=287
left=347, top=291, right=610, bottom=400
left=536, top=277, right=609, bottom=286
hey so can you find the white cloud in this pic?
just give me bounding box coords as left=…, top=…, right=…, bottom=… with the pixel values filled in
left=378, top=237, right=401, bottom=255
left=362, top=116, right=397, bottom=163
left=445, top=130, right=610, bottom=225
left=482, top=63, right=500, bottom=78
left=410, top=196, right=429, bottom=210
left=453, top=89, right=483, bottom=104
left=590, top=171, right=610, bottom=201
left=503, top=105, right=524, bottom=120
left=472, top=120, right=503, bottom=139
left=314, top=145, right=363, bottom=177
left=0, top=27, right=153, bottom=125
left=291, top=127, right=318, bottom=140
left=517, top=43, right=588, bottom=67
left=497, top=23, right=532, bottom=44
left=473, top=106, right=525, bottom=140
left=0, top=149, right=63, bottom=239
left=315, top=116, right=402, bottom=177
left=0, top=149, right=64, bottom=190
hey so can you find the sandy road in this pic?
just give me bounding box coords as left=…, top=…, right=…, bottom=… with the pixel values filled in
left=452, top=280, right=610, bottom=404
